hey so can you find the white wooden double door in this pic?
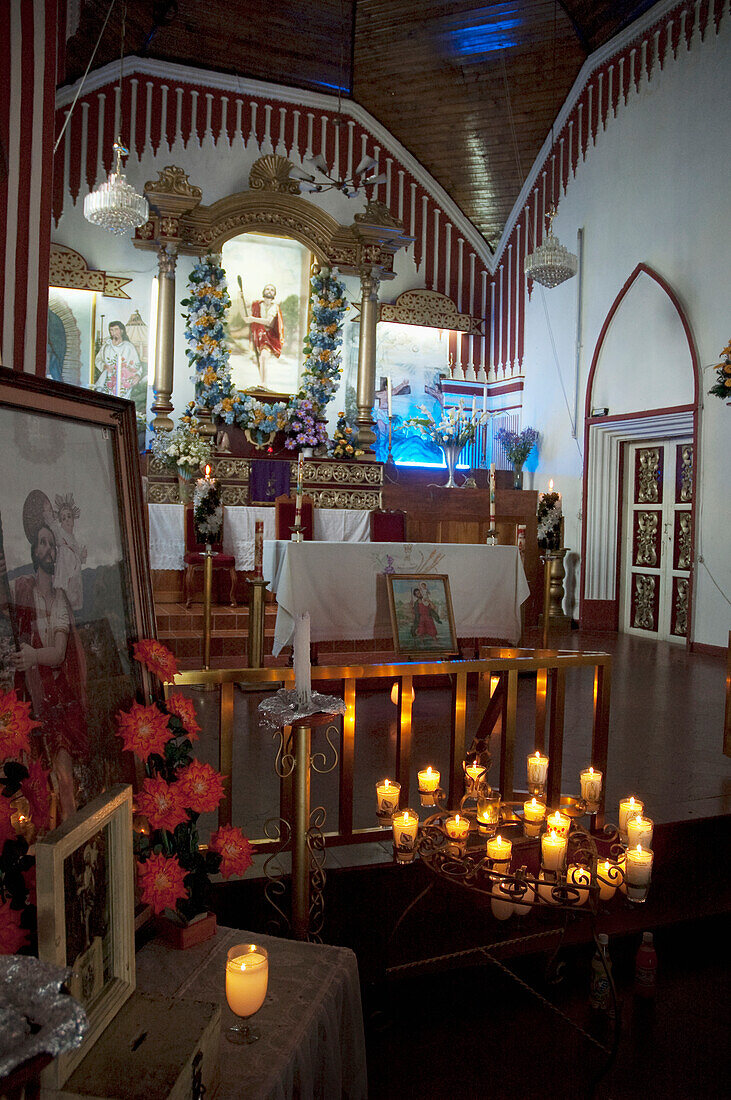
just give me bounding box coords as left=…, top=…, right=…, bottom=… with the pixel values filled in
left=621, top=438, right=693, bottom=643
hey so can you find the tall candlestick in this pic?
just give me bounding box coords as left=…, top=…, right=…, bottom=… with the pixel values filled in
left=254, top=520, right=264, bottom=579
left=386, top=376, right=392, bottom=417
left=471, top=395, right=477, bottom=418
left=489, top=463, right=496, bottom=526
left=293, top=612, right=312, bottom=707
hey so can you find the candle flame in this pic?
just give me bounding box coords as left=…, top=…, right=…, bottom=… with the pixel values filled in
left=427, top=767, right=433, bottom=777
left=550, top=830, right=557, bottom=840
left=634, top=814, right=643, bottom=824
left=589, top=766, right=594, bottom=776
left=384, top=779, right=390, bottom=790
left=604, top=860, right=610, bottom=871
left=549, top=479, right=554, bottom=491
left=205, top=464, right=211, bottom=477
left=531, top=798, right=537, bottom=808
left=496, top=834, right=501, bottom=843
left=636, top=844, right=642, bottom=853
left=534, top=750, right=540, bottom=758
left=455, top=814, right=460, bottom=824
left=629, top=796, right=636, bottom=807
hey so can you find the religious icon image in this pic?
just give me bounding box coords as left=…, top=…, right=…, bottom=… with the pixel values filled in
left=63, top=830, right=109, bottom=1008
left=222, top=231, right=311, bottom=394
left=94, top=319, right=144, bottom=402
left=386, top=573, right=458, bottom=658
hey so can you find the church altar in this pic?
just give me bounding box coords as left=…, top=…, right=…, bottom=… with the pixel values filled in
left=148, top=503, right=371, bottom=571
left=264, top=541, right=530, bottom=654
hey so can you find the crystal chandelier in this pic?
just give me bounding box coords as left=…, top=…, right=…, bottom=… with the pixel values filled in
left=83, top=3, right=148, bottom=234
left=291, top=150, right=387, bottom=198
left=84, top=139, right=148, bottom=233
left=524, top=207, right=578, bottom=288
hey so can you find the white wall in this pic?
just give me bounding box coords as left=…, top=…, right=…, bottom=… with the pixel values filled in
left=521, top=17, right=731, bottom=646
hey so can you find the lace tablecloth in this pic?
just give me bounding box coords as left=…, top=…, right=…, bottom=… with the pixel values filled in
left=148, top=505, right=371, bottom=571
left=135, top=926, right=367, bottom=1100
left=264, top=540, right=530, bottom=654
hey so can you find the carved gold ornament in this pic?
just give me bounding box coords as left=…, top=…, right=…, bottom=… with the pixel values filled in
left=49, top=244, right=131, bottom=298
left=637, top=449, right=660, bottom=503
left=145, top=166, right=203, bottom=201
left=673, top=578, right=689, bottom=636
left=635, top=512, right=659, bottom=566
left=679, top=445, right=693, bottom=503
left=249, top=155, right=302, bottom=195
left=379, top=288, right=481, bottom=334
left=632, top=575, right=656, bottom=631
left=676, top=513, right=692, bottom=571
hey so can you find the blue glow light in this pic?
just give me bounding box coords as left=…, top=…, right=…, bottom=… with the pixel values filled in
left=449, top=17, right=521, bottom=56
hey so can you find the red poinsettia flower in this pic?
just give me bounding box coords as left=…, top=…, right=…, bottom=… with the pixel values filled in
left=20, top=758, right=52, bottom=833
left=0, top=797, right=15, bottom=845
left=0, top=899, right=30, bottom=954
left=135, top=777, right=188, bottom=833
left=209, top=825, right=254, bottom=880
left=116, top=702, right=172, bottom=761
left=0, top=689, right=40, bottom=760
left=137, top=852, right=188, bottom=915
left=133, top=639, right=179, bottom=683
left=176, top=761, right=225, bottom=814
left=165, top=693, right=201, bottom=741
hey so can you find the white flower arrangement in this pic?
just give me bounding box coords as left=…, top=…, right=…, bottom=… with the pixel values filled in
left=405, top=400, right=490, bottom=449
left=151, top=424, right=212, bottom=473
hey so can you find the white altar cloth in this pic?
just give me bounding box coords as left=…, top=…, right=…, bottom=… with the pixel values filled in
left=147, top=503, right=371, bottom=571
left=136, top=925, right=367, bottom=1100
left=263, top=540, right=530, bottom=654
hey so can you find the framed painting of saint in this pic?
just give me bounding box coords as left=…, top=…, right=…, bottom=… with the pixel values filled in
left=386, top=573, right=459, bottom=658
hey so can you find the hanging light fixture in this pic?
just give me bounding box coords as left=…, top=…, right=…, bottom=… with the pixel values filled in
left=84, top=3, right=148, bottom=234
left=524, top=207, right=578, bottom=287
left=290, top=148, right=387, bottom=197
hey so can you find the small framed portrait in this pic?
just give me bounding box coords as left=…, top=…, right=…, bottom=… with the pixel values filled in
left=386, top=573, right=459, bottom=658
left=35, top=785, right=135, bottom=1089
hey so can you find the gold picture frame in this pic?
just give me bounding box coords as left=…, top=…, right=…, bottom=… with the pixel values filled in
left=386, top=573, right=459, bottom=659
left=35, top=785, right=135, bottom=1089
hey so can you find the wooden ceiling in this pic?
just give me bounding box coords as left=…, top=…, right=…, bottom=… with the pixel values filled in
left=64, top=0, right=657, bottom=250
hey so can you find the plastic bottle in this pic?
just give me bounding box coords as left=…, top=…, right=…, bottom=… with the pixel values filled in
left=634, top=931, right=658, bottom=996
left=589, top=933, right=613, bottom=1014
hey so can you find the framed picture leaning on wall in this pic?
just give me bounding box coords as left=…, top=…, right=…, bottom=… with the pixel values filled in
left=0, top=367, right=156, bottom=826
left=386, top=573, right=459, bottom=659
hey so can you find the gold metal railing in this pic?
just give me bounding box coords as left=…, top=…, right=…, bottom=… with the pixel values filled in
left=171, top=647, right=612, bottom=850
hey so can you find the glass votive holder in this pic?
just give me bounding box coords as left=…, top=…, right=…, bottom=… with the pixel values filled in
left=417, top=765, right=440, bottom=794
left=618, top=796, right=644, bottom=842
left=443, top=813, right=470, bottom=856
left=540, top=829, right=567, bottom=871
left=486, top=833, right=512, bottom=872
left=392, top=808, right=419, bottom=863
left=566, top=863, right=592, bottom=906
left=419, top=791, right=438, bottom=808
left=375, top=778, right=400, bottom=823
left=545, top=810, right=570, bottom=839
left=627, top=814, right=654, bottom=850
left=526, top=751, right=549, bottom=798
left=625, top=845, right=653, bottom=903
left=522, top=797, right=546, bottom=837
left=538, top=869, right=561, bottom=905
left=491, top=879, right=514, bottom=921
left=476, top=789, right=501, bottom=833
left=463, top=760, right=488, bottom=795
left=597, top=859, right=623, bottom=902
left=579, top=767, right=603, bottom=813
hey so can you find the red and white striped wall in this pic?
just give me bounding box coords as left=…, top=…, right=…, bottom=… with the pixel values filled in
left=1, top=0, right=60, bottom=376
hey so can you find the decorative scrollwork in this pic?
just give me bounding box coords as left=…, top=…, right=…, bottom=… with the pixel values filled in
left=673, top=577, right=689, bottom=636
left=676, top=513, right=692, bottom=571
left=307, top=806, right=328, bottom=942
left=263, top=816, right=293, bottom=936
left=632, top=575, right=656, bottom=630
left=310, top=724, right=340, bottom=775
left=313, top=489, right=382, bottom=509
left=635, top=511, right=659, bottom=565
left=272, top=729, right=295, bottom=779
left=249, top=154, right=302, bottom=194
left=679, top=444, right=693, bottom=503
left=637, top=448, right=660, bottom=503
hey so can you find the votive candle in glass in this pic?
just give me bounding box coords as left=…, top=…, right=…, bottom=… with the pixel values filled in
left=522, top=797, right=546, bottom=837
left=392, top=808, right=419, bottom=862
left=486, top=833, right=512, bottom=871
left=444, top=813, right=470, bottom=856
left=417, top=765, right=440, bottom=793
left=618, top=796, right=644, bottom=840
left=512, top=878, right=536, bottom=916
left=491, top=879, right=514, bottom=920
left=625, top=845, right=653, bottom=903
left=579, top=767, right=603, bottom=812
left=546, top=810, right=570, bottom=839
left=597, top=859, right=622, bottom=902
left=476, top=789, right=501, bottom=833
left=627, top=814, right=654, bottom=850
left=376, top=778, right=400, bottom=821
left=463, top=761, right=488, bottom=794
left=541, top=829, right=567, bottom=871
left=527, top=751, right=549, bottom=796
left=566, top=863, right=591, bottom=906
left=225, top=945, right=269, bottom=1018
left=538, top=869, right=561, bottom=905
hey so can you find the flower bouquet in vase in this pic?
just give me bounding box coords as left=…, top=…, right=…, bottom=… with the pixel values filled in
left=116, top=640, right=252, bottom=947
left=406, top=401, right=488, bottom=488
left=151, top=423, right=213, bottom=503
left=495, top=426, right=538, bottom=489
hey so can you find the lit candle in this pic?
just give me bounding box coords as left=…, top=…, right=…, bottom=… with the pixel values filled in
left=538, top=869, right=561, bottom=905
left=489, top=463, right=496, bottom=525
left=463, top=761, right=487, bottom=793
left=225, top=946, right=269, bottom=1017
left=444, top=813, right=470, bottom=855
left=296, top=451, right=304, bottom=513
left=526, top=751, right=549, bottom=794
left=567, top=864, right=592, bottom=906
left=417, top=766, right=440, bottom=793
left=625, top=845, right=653, bottom=903
left=627, top=814, right=654, bottom=850
left=597, top=860, right=621, bottom=902
left=540, top=829, right=567, bottom=871
left=618, top=796, right=644, bottom=838
left=486, top=833, right=512, bottom=870
left=522, top=797, right=546, bottom=838
left=580, top=767, right=603, bottom=812
left=491, top=879, right=514, bottom=921
left=471, top=395, right=477, bottom=419
left=293, top=612, right=312, bottom=708
left=476, top=789, right=501, bottom=831
left=254, top=519, right=264, bottom=579
left=392, top=808, right=419, bottom=861
left=546, top=810, right=570, bottom=839
left=386, top=376, right=392, bottom=417
left=512, top=878, right=536, bottom=916
left=376, top=778, right=400, bottom=820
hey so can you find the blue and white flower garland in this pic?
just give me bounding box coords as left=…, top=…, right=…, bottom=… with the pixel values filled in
left=181, top=255, right=236, bottom=415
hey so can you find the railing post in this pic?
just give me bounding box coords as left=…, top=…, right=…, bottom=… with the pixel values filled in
left=449, top=672, right=468, bottom=807
left=396, top=675, right=413, bottom=807
left=218, top=682, right=234, bottom=827
left=591, top=660, right=612, bottom=827
left=339, top=679, right=356, bottom=836
left=499, top=669, right=518, bottom=799
left=547, top=667, right=566, bottom=808
left=291, top=721, right=312, bottom=941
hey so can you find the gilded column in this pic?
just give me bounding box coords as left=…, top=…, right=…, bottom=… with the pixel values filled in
left=151, top=244, right=177, bottom=431
left=355, top=267, right=380, bottom=455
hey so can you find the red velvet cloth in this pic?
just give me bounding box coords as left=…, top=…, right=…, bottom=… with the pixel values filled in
left=369, top=510, right=406, bottom=542
left=275, top=496, right=314, bottom=540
